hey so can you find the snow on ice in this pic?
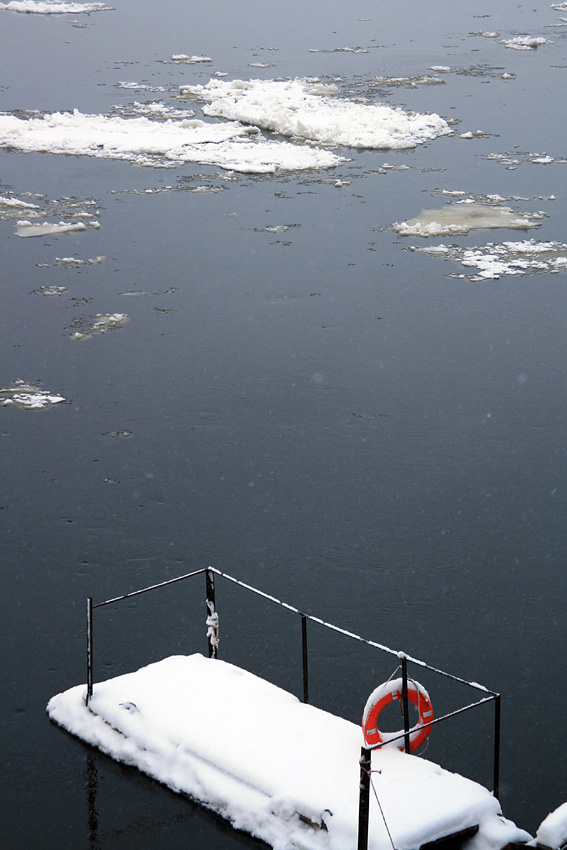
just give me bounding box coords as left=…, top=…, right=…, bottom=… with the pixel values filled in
left=0, top=109, right=345, bottom=173
left=47, top=654, right=530, bottom=850
left=182, top=77, right=452, bottom=149
left=1, top=380, right=65, bottom=410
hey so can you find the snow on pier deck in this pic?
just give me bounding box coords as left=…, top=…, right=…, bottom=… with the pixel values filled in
left=47, top=654, right=529, bottom=850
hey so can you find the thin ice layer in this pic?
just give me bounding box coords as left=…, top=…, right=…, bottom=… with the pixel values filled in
left=0, top=109, right=344, bottom=173
left=393, top=202, right=546, bottom=237
left=182, top=78, right=452, bottom=149
left=47, top=654, right=530, bottom=850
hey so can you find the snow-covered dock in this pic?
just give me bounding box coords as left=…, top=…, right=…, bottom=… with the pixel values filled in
left=48, top=653, right=530, bottom=850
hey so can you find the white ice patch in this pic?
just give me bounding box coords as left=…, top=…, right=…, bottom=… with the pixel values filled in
left=34, top=285, right=67, bottom=295
left=1, top=380, right=65, bottom=410
left=70, top=312, right=128, bottom=340
left=0, top=109, right=345, bottom=173
left=15, top=219, right=89, bottom=237
left=393, top=202, right=546, bottom=237
left=171, top=54, right=212, bottom=63
left=501, top=36, right=552, bottom=49
left=411, top=240, right=567, bottom=280
left=0, top=1, right=111, bottom=13
left=182, top=77, right=452, bottom=149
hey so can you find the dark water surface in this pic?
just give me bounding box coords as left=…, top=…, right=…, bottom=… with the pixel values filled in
left=1, top=2, right=566, bottom=847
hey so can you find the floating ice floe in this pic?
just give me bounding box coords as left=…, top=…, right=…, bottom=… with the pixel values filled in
left=70, top=312, right=128, bottom=340
left=459, top=130, right=493, bottom=139
left=0, top=195, right=42, bottom=218
left=0, top=1, right=112, bottom=13
left=393, top=202, right=546, bottom=238
left=171, top=54, right=212, bottom=63
left=0, top=109, right=345, bottom=173
left=15, top=219, right=96, bottom=237
left=34, top=285, right=67, bottom=295
left=410, top=240, right=567, bottom=280
left=484, top=150, right=567, bottom=169
left=371, top=75, right=445, bottom=89
left=181, top=77, right=452, bottom=149
left=116, top=82, right=169, bottom=93
left=111, top=101, right=195, bottom=120
left=55, top=254, right=105, bottom=266
left=501, top=36, right=552, bottom=49
left=1, top=380, right=65, bottom=410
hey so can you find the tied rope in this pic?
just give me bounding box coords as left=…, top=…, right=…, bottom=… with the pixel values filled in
left=366, top=767, right=396, bottom=850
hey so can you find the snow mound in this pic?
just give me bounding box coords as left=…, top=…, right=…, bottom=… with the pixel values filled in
left=536, top=801, right=567, bottom=850
left=182, top=77, right=452, bottom=149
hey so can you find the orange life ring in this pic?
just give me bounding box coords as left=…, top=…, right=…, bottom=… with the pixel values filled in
left=362, top=677, right=434, bottom=752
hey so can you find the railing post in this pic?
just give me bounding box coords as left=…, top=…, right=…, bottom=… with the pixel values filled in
left=401, top=656, right=411, bottom=753
left=358, top=745, right=371, bottom=850
left=493, top=695, right=501, bottom=800
left=86, top=596, right=93, bottom=704
left=205, top=568, right=219, bottom=658
left=301, top=613, right=309, bottom=704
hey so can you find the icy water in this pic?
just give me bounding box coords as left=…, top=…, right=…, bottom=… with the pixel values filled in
left=1, top=1, right=566, bottom=847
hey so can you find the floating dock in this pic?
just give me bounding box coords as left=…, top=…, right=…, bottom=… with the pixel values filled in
left=48, top=653, right=530, bottom=850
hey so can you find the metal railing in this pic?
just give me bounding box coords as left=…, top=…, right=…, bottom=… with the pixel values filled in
left=85, top=566, right=501, bottom=849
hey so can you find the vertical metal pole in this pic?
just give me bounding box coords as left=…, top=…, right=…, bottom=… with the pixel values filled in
left=301, top=613, right=309, bottom=704
left=205, top=568, right=218, bottom=659
left=493, top=695, right=501, bottom=800
left=86, top=596, right=93, bottom=704
left=357, top=745, right=371, bottom=850
left=401, top=656, right=411, bottom=753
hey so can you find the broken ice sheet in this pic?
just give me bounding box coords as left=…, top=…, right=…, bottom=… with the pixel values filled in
left=0, top=379, right=65, bottom=410
left=34, top=285, right=67, bottom=296
left=392, top=201, right=546, bottom=237
left=16, top=219, right=100, bottom=238
left=0, top=191, right=100, bottom=223
left=409, top=240, right=567, bottom=280
left=69, top=313, right=128, bottom=340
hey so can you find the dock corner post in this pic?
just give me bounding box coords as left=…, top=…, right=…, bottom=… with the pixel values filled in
left=205, top=568, right=218, bottom=659
left=493, top=694, right=501, bottom=800
left=401, top=656, right=411, bottom=753
left=358, top=744, right=372, bottom=850
left=301, top=613, right=309, bottom=704
left=86, top=596, right=93, bottom=704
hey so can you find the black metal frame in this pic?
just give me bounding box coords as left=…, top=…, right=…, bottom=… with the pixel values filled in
left=84, top=566, right=501, bottom=850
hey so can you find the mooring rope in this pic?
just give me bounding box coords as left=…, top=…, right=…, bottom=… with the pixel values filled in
left=369, top=769, right=396, bottom=850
